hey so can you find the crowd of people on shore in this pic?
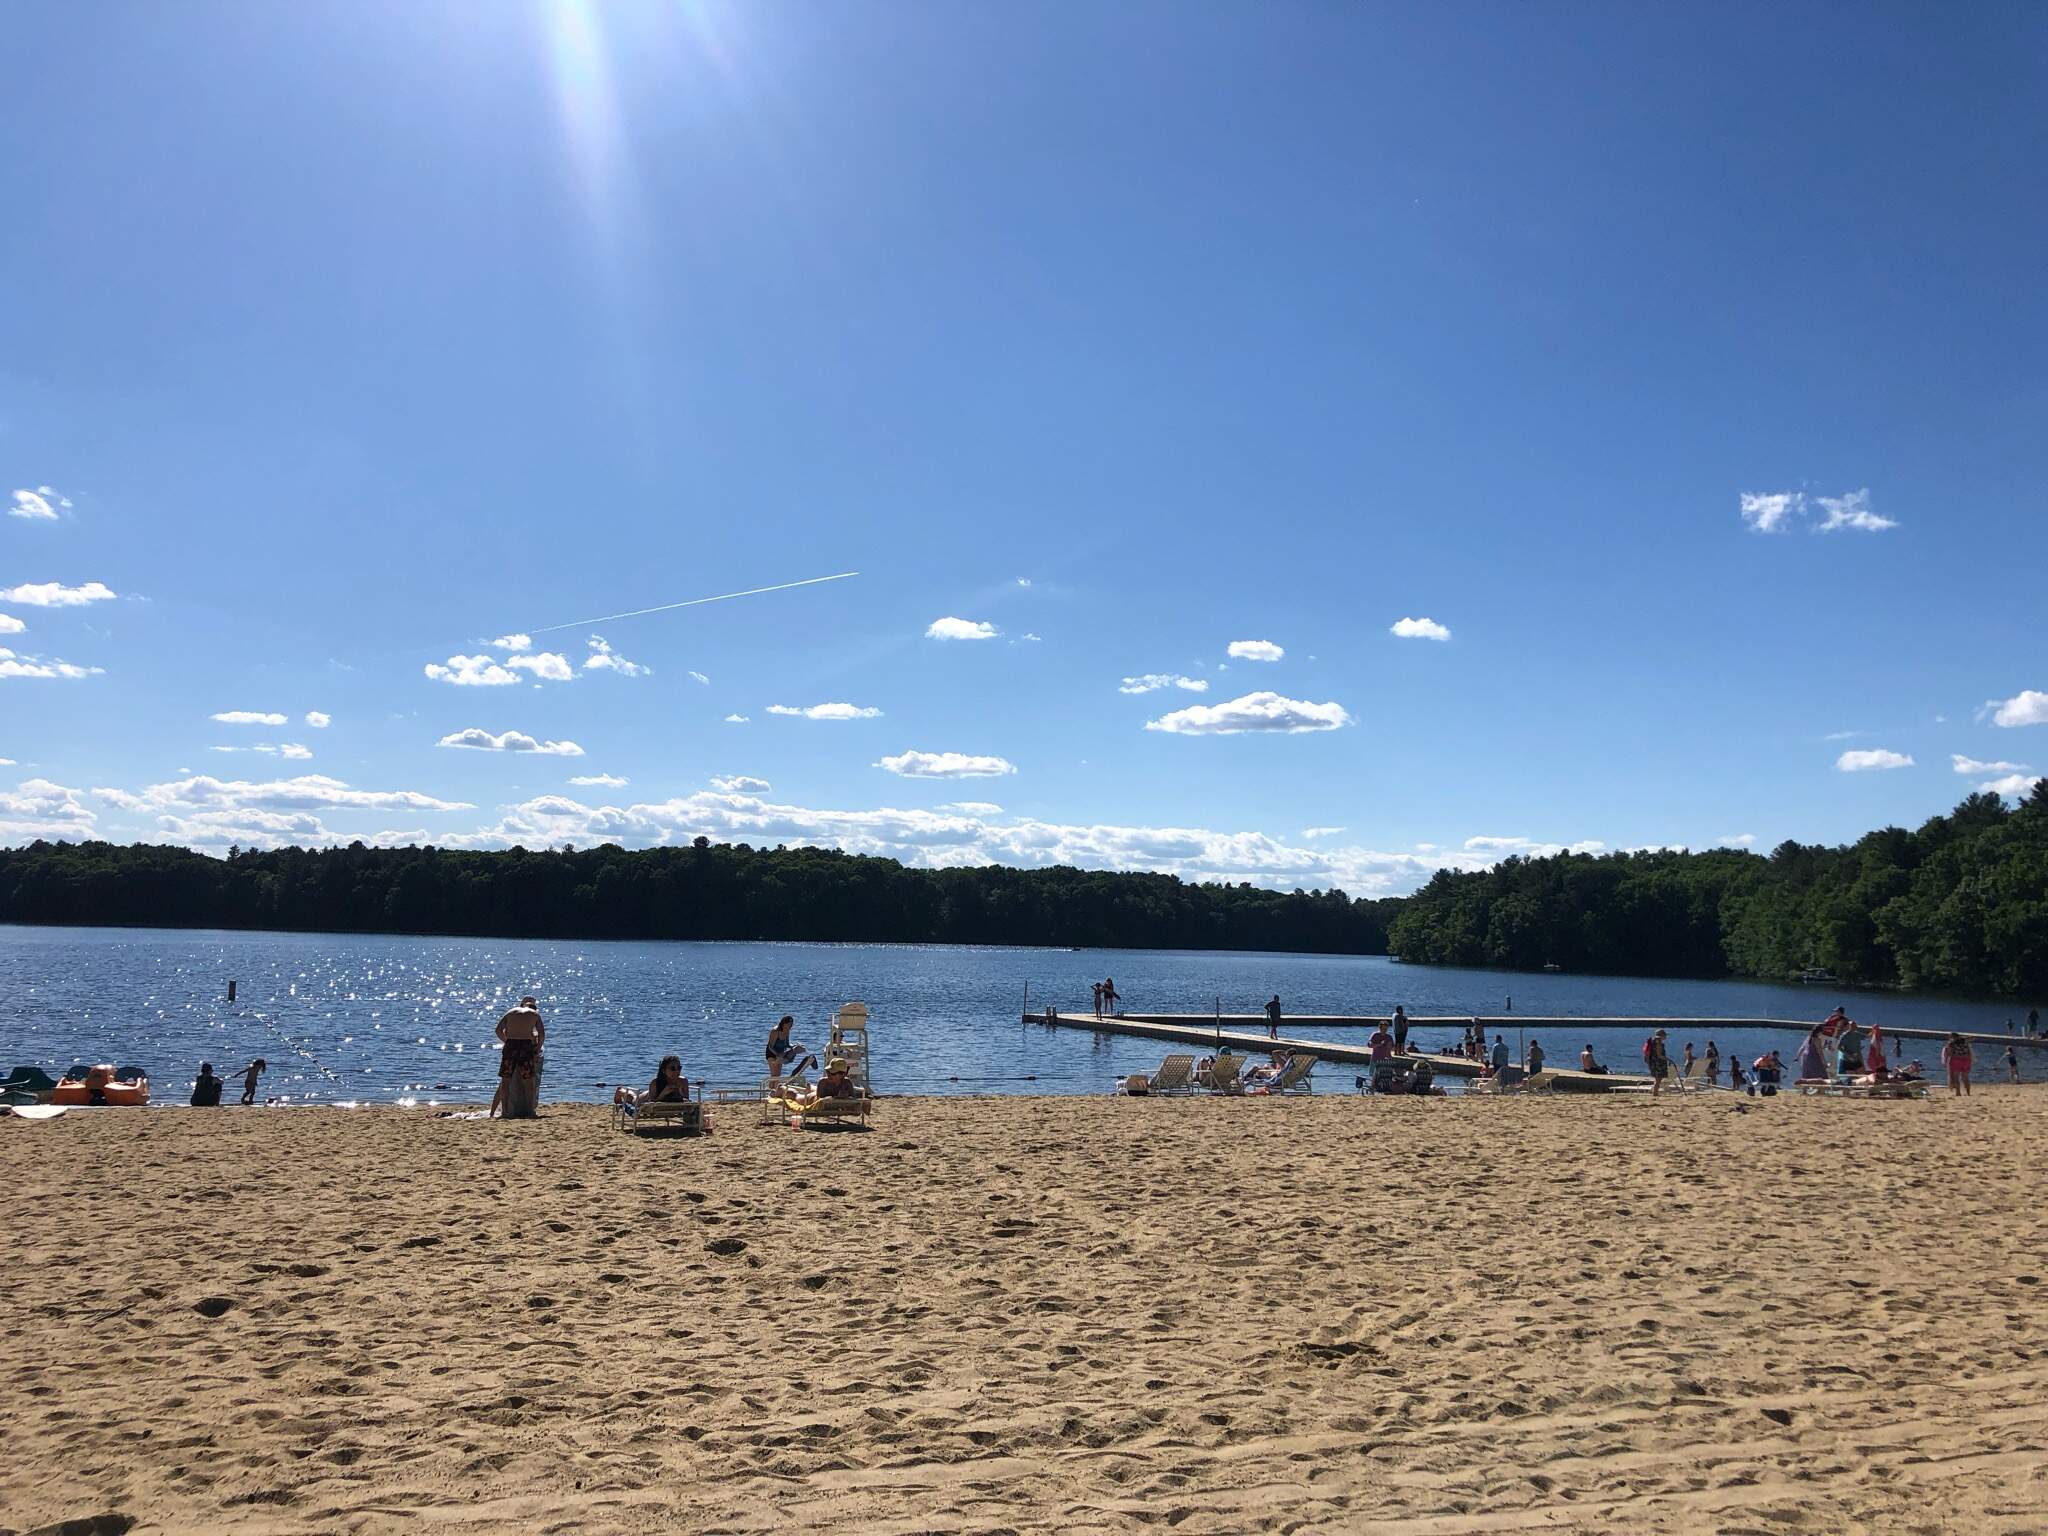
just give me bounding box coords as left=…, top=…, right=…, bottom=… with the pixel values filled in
left=116, top=985, right=2037, bottom=1112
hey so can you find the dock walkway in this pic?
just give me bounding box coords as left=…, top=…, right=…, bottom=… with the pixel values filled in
left=1072, top=1013, right=2044, bottom=1048
left=1027, top=1011, right=1667, bottom=1090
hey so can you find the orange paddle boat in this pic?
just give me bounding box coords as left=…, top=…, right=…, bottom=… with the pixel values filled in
left=52, top=1065, right=150, bottom=1107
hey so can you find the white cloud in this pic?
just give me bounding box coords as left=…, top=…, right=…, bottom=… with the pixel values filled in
left=569, top=773, right=628, bottom=788
left=725, top=713, right=749, bottom=724
left=411, top=791, right=1579, bottom=897
left=437, top=728, right=585, bottom=756
left=1227, top=640, right=1284, bottom=663
left=0, top=777, right=97, bottom=839
left=214, top=742, right=317, bottom=761
left=211, top=711, right=288, bottom=726
left=0, top=759, right=12, bottom=767
left=1390, top=616, right=1451, bottom=641
left=583, top=634, right=649, bottom=677
left=0, top=581, right=116, bottom=607
left=304, top=711, right=331, bottom=729
left=9, top=487, right=70, bottom=520
left=1020, top=632, right=1042, bottom=643
left=1016, top=577, right=1032, bottom=587
left=1718, top=833, right=1757, bottom=848
left=1302, top=826, right=1347, bottom=839
left=876, top=750, right=1017, bottom=779
left=1815, top=488, right=1896, bottom=533
left=926, top=616, right=999, bottom=642
left=1836, top=749, right=1914, bottom=772
left=425, top=654, right=519, bottom=687
left=767, top=702, right=882, bottom=720
left=1463, top=835, right=1606, bottom=856
left=688, top=670, right=710, bottom=685
left=1953, top=754, right=2025, bottom=775
left=488, top=633, right=532, bottom=652
left=941, top=801, right=1003, bottom=815
left=0, top=614, right=22, bottom=635
left=1119, top=673, right=1209, bottom=695
left=0, top=647, right=103, bottom=681
left=1145, top=690, right=1350, bottom=736
left=1989, top=690, right=2048, bottom=728
left=506, top=651, right=576, bottom=683
left=1821, top=730, right=1867, bottom=742
left=1979, top=773, right=2045, bottom=798
left=91, top=773, right=471, bottom=817
left=710, top=775, right=771, bottom=793
left=1739, top=490, right=1804, bottom=533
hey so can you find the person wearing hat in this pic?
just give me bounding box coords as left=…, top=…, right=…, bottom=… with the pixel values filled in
left=1642, top=1029, right=1672, bottom=1094
left=785, top=1056, right=859, bottom=1107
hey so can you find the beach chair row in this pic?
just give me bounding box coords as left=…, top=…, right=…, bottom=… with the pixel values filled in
left=1120, top=1051, right=1315, bottom=1097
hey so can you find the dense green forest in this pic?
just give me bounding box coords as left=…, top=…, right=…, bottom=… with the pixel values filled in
left=1, top=787, right=2043, bottom=994
left=1388, top=786, right=2048, bottom=997
left=0, top=838, right=1399, bottom=954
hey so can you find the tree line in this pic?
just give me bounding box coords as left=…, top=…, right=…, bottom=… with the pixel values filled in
left=1387, top=785, right=2048, bottom=997
left=0, top=837, right=1399, bottom=954
left=1, top=786, right=2043, bottom=995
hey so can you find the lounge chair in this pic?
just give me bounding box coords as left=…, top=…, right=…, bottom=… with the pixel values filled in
left=1202, top=1054, right=1245, bottom=1094
left=772, top=1084, right=872, bottom=1127
left=1146, top=1054, right=1195, bottom=1094
left=1261, top=1053, right=1316, bottom=1095
left=1797, top=1075, right=1928, bottom=1100
left=614, top=1097, right=705, bottom=1135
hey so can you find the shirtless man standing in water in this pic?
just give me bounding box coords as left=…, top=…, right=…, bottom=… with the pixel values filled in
left=490, top=995, right=545, bottom=1118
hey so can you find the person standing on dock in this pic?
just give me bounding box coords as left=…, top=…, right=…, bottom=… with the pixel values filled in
left=2030, top=1007, right=2041, bottom=1037
left=1391, top=1006, right=1410, bottom=1054
left=1101, top=978, right=1120, bottom=1016
left=1526, top=1038, right=1545, bottom=1075
left=1265, top=995, right=1282, bottom=1039
left=1091, top=981, right=1104, bottom=1018
left=1489, top=1034, right=1509, bottom=1075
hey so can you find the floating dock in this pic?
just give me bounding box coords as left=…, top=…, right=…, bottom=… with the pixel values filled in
left=1025, top=1010, right=1478, bottom=1075
left=1021, top=1008, right=2036, bottom=1094
left=1022, top=1011, right=1665, bottom=1090
left=1045, top=1013, right=2044, bottom=1048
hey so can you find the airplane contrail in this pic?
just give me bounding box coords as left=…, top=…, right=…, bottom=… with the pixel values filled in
left=528, top=571, right=861, bottom=635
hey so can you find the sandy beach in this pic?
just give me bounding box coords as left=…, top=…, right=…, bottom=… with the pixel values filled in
left=4, top=1088, right=2045, bottom=1535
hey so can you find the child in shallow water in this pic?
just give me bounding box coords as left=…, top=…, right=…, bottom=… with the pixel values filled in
left=240, top=1058, right=266, bottom=1105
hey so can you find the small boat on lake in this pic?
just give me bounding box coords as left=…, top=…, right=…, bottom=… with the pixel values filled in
left=52, top=1065, right=150, bottom=1106
left=1794, top=967, right=1838, bottom=985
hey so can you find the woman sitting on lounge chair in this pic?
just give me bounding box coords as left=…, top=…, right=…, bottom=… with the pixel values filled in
left=782, top=1056, right=859, bottom=1107
left=615, top=1055, right=690, bottom=1112
left=1243, top=1050, right=1292, bottom=1089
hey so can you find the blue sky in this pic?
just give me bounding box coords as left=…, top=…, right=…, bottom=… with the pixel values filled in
left=4, top=2, right=2044, bottom=892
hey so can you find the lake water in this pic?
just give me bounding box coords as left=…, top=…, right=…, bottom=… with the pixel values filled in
left=1, top=925, right=2031, bottom=1104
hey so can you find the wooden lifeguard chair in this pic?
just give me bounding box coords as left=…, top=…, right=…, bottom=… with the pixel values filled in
left=827, top=1002, right=871, bottom=1097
